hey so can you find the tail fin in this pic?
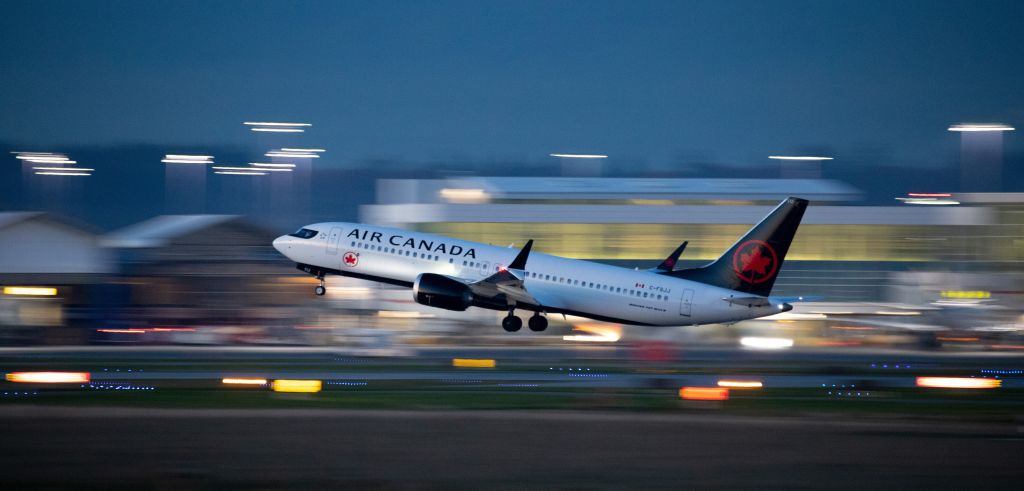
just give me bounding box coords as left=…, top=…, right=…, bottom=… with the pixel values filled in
left=665, top=197, right=808, bottom=296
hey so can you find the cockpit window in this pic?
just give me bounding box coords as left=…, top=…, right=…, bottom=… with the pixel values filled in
left=288, top=228, right=318, bottom=239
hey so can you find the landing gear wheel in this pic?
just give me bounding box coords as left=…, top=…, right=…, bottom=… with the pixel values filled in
left=528, top=314, right=548, bottom=332
left=315, top=285, right=326, bottom=296
left=502, top=315, right=522, bottom=332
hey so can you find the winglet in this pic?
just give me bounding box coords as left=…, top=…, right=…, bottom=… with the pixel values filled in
left=508, top=239, right=533, bottom=270
left=655, top=241, right=688, bottom=272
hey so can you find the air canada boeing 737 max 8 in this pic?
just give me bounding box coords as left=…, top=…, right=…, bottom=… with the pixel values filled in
left=272, top=197, right=809, bottom=332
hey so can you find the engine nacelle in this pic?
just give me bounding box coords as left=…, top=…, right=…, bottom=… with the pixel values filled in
left=413, top=273, right=473, bottom=311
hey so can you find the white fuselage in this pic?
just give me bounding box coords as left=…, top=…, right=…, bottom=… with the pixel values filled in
left=273, top=222, right=786, bottom=326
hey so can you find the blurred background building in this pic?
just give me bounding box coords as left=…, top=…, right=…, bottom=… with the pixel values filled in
left=2, top=168, right=1023, bottom=349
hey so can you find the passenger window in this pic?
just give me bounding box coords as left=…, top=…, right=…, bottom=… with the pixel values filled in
left=449, top=258, right=454, bottom=264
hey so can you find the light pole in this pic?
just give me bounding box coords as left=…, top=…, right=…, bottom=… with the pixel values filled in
left=948, top=124, right=1014, bottom=192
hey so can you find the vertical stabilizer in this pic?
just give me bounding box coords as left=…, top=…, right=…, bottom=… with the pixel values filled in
left=665, top=197, right=808, bottom=296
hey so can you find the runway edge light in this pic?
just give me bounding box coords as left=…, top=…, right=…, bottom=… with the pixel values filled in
left=679, top=387, right=729, bottom=401
left=452, top=358, right=496, bottom=368
left=7, top=372, right=90, bottom=383
left=272, top=379, right=322, bottom=393
left=915, top=377, right=1000, bottom=389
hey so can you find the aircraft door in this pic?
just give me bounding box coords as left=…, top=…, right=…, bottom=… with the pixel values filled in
left=679, top=289, right=694, bottom=317
left=326, top=227, right=341, bottom=255
left=479, top=261, right=490, bottom=277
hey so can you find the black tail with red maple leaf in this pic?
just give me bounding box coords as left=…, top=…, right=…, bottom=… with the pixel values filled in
left=664, top=197, right=808, bottom=297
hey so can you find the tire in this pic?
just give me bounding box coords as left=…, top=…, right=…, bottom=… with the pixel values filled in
left=502, top=315, right=522, bottom=332
left=315, top=285, right=326, bottom=296
left=528, top=315, right=548, bottom=332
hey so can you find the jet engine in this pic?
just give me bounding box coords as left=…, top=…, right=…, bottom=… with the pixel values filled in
left=413, top=273, right=473, bottom=311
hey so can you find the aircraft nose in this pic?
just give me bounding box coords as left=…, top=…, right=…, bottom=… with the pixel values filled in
left=272, top=235, right=289, bottom=253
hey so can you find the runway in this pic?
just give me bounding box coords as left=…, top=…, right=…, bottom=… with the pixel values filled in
left=0, top=407, right=1021, bottom=489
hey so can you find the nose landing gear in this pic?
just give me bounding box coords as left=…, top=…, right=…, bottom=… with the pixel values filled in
left=314, top=276, right=326, bottom=296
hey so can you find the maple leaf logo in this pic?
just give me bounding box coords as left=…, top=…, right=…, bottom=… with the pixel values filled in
left=732, top=240, right=779, bottom=284
left=343, top=252, right=358, bottom=267
left=740, top=247, right=771, bottom=275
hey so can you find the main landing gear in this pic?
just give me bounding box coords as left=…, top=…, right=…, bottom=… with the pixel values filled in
left=528, top=313, right=548, bottom=332
left=501, top=308, right=547, bottom=333
left=502, top=312, right=522, bottom=332
left=314, top=276, right=326, bottom=296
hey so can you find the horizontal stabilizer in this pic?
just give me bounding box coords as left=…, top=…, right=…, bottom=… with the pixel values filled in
left=722, top=296, right=772, bottom=308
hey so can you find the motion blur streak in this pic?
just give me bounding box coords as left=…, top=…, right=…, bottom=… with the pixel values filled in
left=916, top=377, right=1001, bottom=389
left=768, top=155, right=834, bottom=160
left=947, top=124, right=1015, bottom=132
left=679, top=387, right=729, bottom=401
left=242, top=122, right=312, bottom=127
left=739, top=337, right=794, bottom=349
left=222, top=378, right=268, bottom=385
left=251, top=128, right=305, bottom=133
left=439, top=188, right=489, bottom=202
left=3, top=286, right=57, bottom=296
left=6, top=372, right=90, bottom=383
left=549, top=153, right=608, bottom=159
left=271, top=379, right=322, bottom=393
left=717, top=380, right=763, bottom=389
left=452, top=359, right=496, bottom=368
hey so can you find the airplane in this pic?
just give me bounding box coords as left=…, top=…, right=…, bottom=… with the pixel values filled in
left=272, top=197, right=809, bottom=332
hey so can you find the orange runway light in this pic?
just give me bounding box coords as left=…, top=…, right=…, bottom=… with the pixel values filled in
left=222, top=378, right=268, bottom=386
left=6, top=372, right=90, bottom=383
left=916, top=377, right=1001, bottom=389
left=717, top=380, right=763, bottom=389
left=272, top=379, right=322, bottom=393
left=679, top=387, right=729, bottom=401
left=452, top=358, right=496, bottom=368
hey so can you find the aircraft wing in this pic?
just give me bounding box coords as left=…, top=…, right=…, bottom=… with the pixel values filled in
left=467, top=240, right=540, bottom=307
